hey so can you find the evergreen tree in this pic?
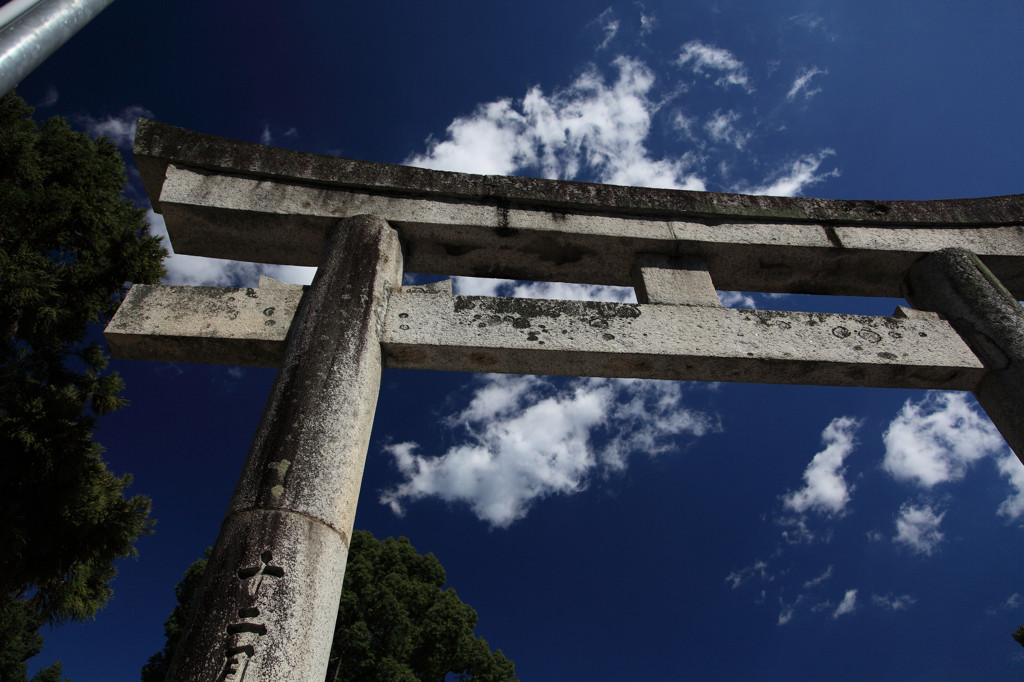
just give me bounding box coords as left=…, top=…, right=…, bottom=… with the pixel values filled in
left=0, top=90, right=166, bottom=675
left=143, top=532, right=518, bottom=682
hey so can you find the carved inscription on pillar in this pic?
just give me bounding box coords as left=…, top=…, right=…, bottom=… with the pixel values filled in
left=221, top=551, right=285, bottom=681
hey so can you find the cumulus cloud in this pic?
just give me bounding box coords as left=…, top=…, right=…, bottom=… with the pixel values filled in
left=78, top=104, right=154, bottom=148
left=743, top=149, right=839, bottom=197
left=786, top=66, right=827, bottom=102
left=893, top=502, right=945, bottom=555
left=379, top=375, right=717, bottom=527
left=782, top=417, right=860, bottom=516
left=406, top=56, right=706, bottom=190
left=833, top=589, right=858, bottom=618
left=676, top=40, right=752, bottom=92
left=882, top=392, right=1006, bottom=488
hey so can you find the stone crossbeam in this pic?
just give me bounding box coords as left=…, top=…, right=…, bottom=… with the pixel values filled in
left=106, top=280, right=985, bottom=391
left=134, top=119, right=1024, bottom=298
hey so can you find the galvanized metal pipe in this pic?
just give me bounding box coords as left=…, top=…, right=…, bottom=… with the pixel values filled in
left=0, top=0, right=45, bottom=30
left=0, top=0, right=114, bottom=95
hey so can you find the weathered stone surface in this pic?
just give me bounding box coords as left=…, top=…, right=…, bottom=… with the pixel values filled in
left=152, top=163, right=1024, bottom=297
left=632, top=254, right=720, bottom=306
left=105, top=283, right=301, bottom=366
left=107, top=282, right=987, bottom=390
left=134, top=118, right=1024, bottom=226
left=165, top=509, right=347, bottom=682
left=904, top=248, right=1024, bottom=459
left=381, top=291, right=985, bottom=390
left=164, top=215, right=403, bottom=681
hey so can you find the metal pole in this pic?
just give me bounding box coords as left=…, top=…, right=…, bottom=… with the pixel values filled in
left=0, top=0, right=114, bottom=95
left=903, top=247, right=1024, bottom=460
left=0, top=0, right=46, bottom=30
left=165, top=215, right=403, bottom=681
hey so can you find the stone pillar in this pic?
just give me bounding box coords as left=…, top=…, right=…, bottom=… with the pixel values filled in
left=165, top=215, right=403, bottom=681
left=903, top=247, right=1024, bottom=461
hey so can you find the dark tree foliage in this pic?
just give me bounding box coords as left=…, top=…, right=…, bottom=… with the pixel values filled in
left=1013, top=625, right=1024, bottom=649
left=0, top=90, right=166, bottom=673
left=140, top=550, right=209, bottom=682
left=143, top=532, right=518, bottom=682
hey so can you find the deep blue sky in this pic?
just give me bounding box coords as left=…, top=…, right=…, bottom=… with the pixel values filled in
left=12, top=1, right=1024, bottom=679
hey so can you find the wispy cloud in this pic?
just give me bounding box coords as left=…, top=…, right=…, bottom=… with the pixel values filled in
left=742, top=149, right=839, bottom=197
left=704, top=109, right=752, bottom=149
left=786, top=66, right=827, bottom=102
left=833, top=589, right=858, bottom=618
left=783, top=416, right=860, bottom=516
left=893, top=502, right=945, bottom=555
left=595, top=8, right=620, bottom=50
left=676, top=40, right=753, bottom=92
left=872, top=593, right=917, bottom=611
left=726, top=560, right=770, bottom=590
left=78, top=104, right=154, bottom=148
left=882, top=392, right=1006, bottom=488
left=38, top=85, right=58, bottom=107
left=379, top=375, right=717, bottom=528
left=803, top=565, right=834, bottom=589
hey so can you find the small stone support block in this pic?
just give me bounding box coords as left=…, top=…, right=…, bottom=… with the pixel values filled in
left=632, top=253, right=721, bottom=306
left=903, top=248, right=1024, bottom=460
left=165, top=215, right=403, bottom=682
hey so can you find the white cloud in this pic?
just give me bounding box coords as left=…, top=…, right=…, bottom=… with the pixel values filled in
left=743, top=149, right=839, bottom=197
left=726, top=560, right=769, bottom=589
left=786, top=66, right=827, bottom=102
left=676, top=40, right=752, bottom=92
left=452, top=277, right=635, bottom=303
left=997, top=453, right=1024, bottom=519
left=146, top=209, right=316, bottom=287
left=595, top=8, right=619, bottom=50
left=406, top=56, right=706, bottom=191
left=639, top=11, right=656, bottom=36
left=803, top=565, right=833, bottom=589
left=893, top=502, right=945, bottom=555
left=872, top=593, right=916, bottom=611
left=882, top=392, right=1006, bottom=488
left=832, top=589, right=858, bottom=618
left=782, top=416, right=860, bottom=516
left=38, top=86, right=58, bottom=107
left=716, top=291, right=757, bottom=308
left=78, top=104, right=154, bottom=148
left=260, top=123, right=272, bottom=145
left=704, top=109, right=752, bottom=149
left=379, top=375, right=716, bottom=527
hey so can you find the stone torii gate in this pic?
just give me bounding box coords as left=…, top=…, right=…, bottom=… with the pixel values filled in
left=106, top=119, right=1024, bottom=681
